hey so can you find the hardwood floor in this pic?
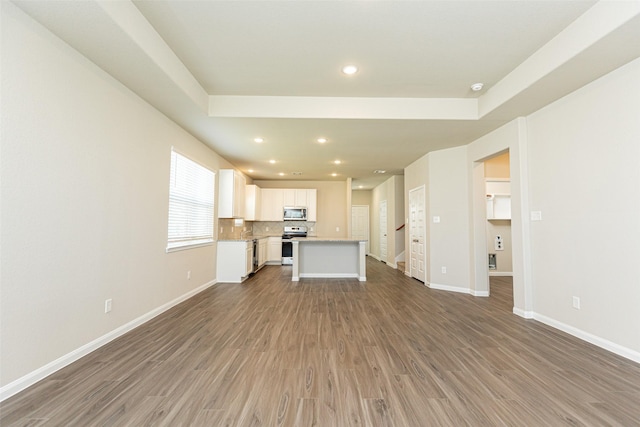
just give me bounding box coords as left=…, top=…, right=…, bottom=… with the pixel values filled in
left=3, top=259, right=640, bottom=426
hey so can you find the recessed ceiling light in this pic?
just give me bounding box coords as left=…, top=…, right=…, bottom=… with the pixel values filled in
left=254, top=137, right=264, bottom=143
left=334, top=160, right=342, bottom=165
left=358, top=185, right=364, bottom=189
left=269, top=159, right=276, bottom=164
left=248, top=169, right=254, bottom=173
left=331, top=173, right=338, bottom=177
left=278, top=172, right=285, bottom=176
left=317, top=138, right=327, bottom=144
left=342, top=65, right=358, bottom=75
left=471, top=82, right=484, bottom=92
left=374, top=170, right=386, bottom=174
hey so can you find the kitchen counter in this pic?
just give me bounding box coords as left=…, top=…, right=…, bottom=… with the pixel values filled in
left=218, top=235, right=271, bottom=242
left=291, top=237, right=367, bottom=282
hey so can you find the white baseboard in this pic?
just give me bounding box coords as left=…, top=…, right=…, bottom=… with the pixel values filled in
left=489, top=271, right=513, bottom=277
left=0, top=280, right=217, bottom=402
left=471, top=290, right=490, bottom=297
left=512, top=307, right=534, bottom=319
left=386, top=262, right=397, bottom=269
left=429, top=282, right=471, bottom=294
left=531, top=312, right=640, bottom=364
left=369, top=254, right=381, bottom=262
left=299, top=273, right=358, bottom=279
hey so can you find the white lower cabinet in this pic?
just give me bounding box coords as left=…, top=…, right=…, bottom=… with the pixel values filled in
left=217, top=241, right=253, bottom=283
left=258, top=237, right=268, bottom=268
left=267, top=236, right=282, bottom=264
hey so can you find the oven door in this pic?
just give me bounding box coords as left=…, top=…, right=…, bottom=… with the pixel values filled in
left=281, top=239, right=293, bottom=265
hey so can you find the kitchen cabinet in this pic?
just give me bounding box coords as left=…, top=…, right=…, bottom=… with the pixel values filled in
left=245, top=184, right=261, bottom=221
left=258, top=237, right=268, bottom=267
left=260, top=188, right=284, bottom=221
left=217, top=240, right=252, bottom=282
left=267, top=236, right=282, bottom=264
left=218, top=169, right=246, bottom=218
left=486, top=179, right=511, bottom=220
left=283, top=189, right=310, bottom=207
left=306, top=189, right=317, bottom=222
left=262, top=188, right=318, bottom=222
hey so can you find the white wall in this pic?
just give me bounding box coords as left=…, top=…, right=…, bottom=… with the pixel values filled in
left=427, top=147, right=471, bottom=291
left=404, top=147, right=472, bottom=292
left=1, top=3, right=234, bottom=395
left=525, top=57, right=640, bottom=356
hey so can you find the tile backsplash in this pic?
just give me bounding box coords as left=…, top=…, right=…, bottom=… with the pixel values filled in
left=218, top=218, right=252, bottom=240
left=218, top=220, right=317, bottom=239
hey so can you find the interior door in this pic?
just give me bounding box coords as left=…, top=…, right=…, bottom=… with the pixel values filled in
left=351, top=205, right=370, bottom=254
left=379, top=200, right=387, bottom=262
left=409, top=186, right=426, bottom=282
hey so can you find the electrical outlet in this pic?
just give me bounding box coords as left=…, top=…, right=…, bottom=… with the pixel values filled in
left=572, top=296, right=580, bottom=309
left=104, top=299, right=112, bottom=313
left=441, top=266, right=447, bottom=274
left=266, top=226, right=269, bottom=231
left=187, top=270, right=191, bottom=280
left=336, top=226, right=340, bottom=232
left=495, top=235, right=504, bottom=251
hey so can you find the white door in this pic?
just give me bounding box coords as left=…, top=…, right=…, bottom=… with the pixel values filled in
left=351, top=205, right=370, bottom=254
left=379, top=200, right=388, bottom=262
left=409, top=186, right=426, bottom=282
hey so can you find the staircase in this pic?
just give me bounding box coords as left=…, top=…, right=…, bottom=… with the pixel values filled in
left=397, top=261, right=406, bottom=273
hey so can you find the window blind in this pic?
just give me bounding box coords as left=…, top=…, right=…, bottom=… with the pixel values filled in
left=167, top=149, right=215, bottom=251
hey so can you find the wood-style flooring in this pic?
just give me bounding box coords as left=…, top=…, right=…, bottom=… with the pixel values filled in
left=2, top=259, right=640, bottom=426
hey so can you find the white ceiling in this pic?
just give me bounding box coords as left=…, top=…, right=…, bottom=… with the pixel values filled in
left=12, top=0, right=640, bottom=189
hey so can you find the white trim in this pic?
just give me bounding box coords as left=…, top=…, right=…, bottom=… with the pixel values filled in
left=0, top=280, right=217, bottom=402
left=512, top=307, right=534, bottom=319
left=532, top=312, right=640, bottom=364
left=386, top=262, right=397, bottom=269
left=299, top=273, right=359, bottom=279
left=489, top=271, right=513, bottom=277
left=429, top=282, right=471, bottom=294
left=369, top=254, right=382, bottom=262
left=471, top=290, right=490, bottom=297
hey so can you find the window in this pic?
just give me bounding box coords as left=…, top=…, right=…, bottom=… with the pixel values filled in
left=167, top=149, right=215, bottom=252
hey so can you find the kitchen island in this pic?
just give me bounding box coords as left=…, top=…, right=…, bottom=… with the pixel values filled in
left=291, top=237, right=367, bottom=282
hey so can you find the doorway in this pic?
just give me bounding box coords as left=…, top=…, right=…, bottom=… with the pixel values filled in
left=351, top=205, right=370, bottom=255
left=484, top=151, right=513, bottom=298
left=409, top=186, right=426, bottom=282
left=379, top=200, right=388, bottom=263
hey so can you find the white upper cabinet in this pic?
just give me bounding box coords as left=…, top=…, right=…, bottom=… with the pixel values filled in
left=260, top=188, right=317, bottom=222
left=245, top=184, right=261, bottom=221
left=218, top=169, right=246, bottom=218
left=306, top=189, right=317, bottom=222
left=283, top=189, right=296, bottom=206
left=260, top=188, right=284, bottom=221
left=486, top=179, right=511, bottom=220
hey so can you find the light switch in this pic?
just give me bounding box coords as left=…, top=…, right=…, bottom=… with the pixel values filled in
left=433, top=216, right=440, bottom=223
left=531, top=211, right=542, bottom=221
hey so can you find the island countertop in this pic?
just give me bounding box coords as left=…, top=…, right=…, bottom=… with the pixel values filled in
left=293, top=237, right=367, bottom=242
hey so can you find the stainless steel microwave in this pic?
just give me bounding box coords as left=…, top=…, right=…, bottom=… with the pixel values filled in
left=283, top=206, right=307, bottom=221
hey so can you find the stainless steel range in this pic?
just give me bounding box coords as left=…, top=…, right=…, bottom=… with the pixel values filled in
left=281, top=226, right=307, bottom=265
